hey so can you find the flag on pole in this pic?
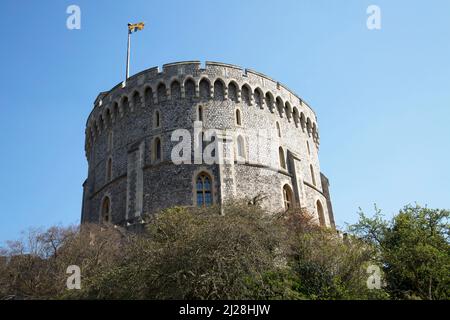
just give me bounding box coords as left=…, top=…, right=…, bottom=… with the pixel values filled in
left=128, top=22, right=145, bottom=34
left=125, top=22, right=145, bottom=80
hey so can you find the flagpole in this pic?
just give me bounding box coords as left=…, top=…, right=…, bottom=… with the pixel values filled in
left=126, top=28, right=131, bottom=80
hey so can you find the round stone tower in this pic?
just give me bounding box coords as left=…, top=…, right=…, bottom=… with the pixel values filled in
left=81, top=61, right=335, bottom=228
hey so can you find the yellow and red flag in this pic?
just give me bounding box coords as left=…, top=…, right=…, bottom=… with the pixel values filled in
left=128, top=22, right=145, bottom=34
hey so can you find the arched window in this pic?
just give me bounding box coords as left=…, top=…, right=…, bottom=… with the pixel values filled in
left=293, top=108, right=299, bottom=127
left=237, top=135, right=245, bottom=160
left=317, top=200, right=326, bottom=226
left=285, top=102, right=292, bottom=120
left=300, top=113, right=306, bottom=132
left=157, top=83, right=167, bottom=102
left=199, top=79, right=210, bottom=100
left=185, top=79, right=196, bottom=99
left=112, top=102, right=119, bottom=119
left=235, top=109, right=241, bottom=126
left=198, top=106, right=203, bottom=122
left=310, top=164, right=316, bottom=186
left=144, top=87, right=153, bottom=106
left=153, top=137, right=162, bottom=161
left=154, top=111, right=161, bottom=128
left=265, top=92, right=274, bottom=111
left=101, top=197, right=111, bottom=223
left=306, top=118, right=312, bottom=136
left=279, top=147, right=286, bottom=170
left=312, top=123, right=318, bottom=143
left=132, top=91, right=140, bottom=106
left=242, top=85, right=251, bottom=105
left=283, top=185, right=293, bottom=210
left=106, top=157, right=112, bottom=182
left=196, top=173, right=213, bottom=207
left=228, top=82, right=238, bottom=102
left=276, top=97, right=284, bottom=117
left=254, top=89, right=263, bottom=108
left=214, top=80, right=225, bottom=100
left=171, top=80, right=181, bottom=100
left=276, top=122, right=281, bottom=138
left=121, top=96, right=129, bottom=111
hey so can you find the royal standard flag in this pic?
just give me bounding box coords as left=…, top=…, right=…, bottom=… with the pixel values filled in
left=128, top=22, right=145, bottom=33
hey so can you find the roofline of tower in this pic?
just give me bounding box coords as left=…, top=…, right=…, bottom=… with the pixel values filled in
left=87, top=60, right=317, bottom=126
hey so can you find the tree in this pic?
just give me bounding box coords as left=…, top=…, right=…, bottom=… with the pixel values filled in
left=2, top=202, right=447, bottom=300
left=77, top=204, right=293, bottom=299
left=283, top=209, right=386, bottom=300
left=349, top=204, right=450, bottom=300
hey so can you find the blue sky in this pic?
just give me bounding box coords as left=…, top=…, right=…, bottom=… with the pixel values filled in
left=0, top=0, right=449, bottom=244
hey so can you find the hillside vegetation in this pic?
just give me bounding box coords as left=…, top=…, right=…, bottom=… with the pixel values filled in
left=0, top=202, right=448, bottom=300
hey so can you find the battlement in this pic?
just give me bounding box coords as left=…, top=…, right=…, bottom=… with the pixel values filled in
left=89, top=61, right=314, bottom=119
left=85, top=61, right=320, bottom=156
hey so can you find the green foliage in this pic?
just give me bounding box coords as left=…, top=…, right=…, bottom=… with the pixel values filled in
left=349, top=204, right=450, bottom=300
left=1, top=202, right=447, bottom=300
left=287, top=215, right=386, bottom=300
left=77, top=204, right=287, bottom=299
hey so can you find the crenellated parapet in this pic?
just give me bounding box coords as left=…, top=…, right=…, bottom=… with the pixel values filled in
left=84, top=61, right=320, bottom=157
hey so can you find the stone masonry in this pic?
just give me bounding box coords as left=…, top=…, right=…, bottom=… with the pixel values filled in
left=81, top=61, right=335, bottom=228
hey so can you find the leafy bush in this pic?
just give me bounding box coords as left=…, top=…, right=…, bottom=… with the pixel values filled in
left=1, top=201, right=447, bottom=300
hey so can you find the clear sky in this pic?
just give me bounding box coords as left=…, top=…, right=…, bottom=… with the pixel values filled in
left=1, top=0, right=449, bottom=245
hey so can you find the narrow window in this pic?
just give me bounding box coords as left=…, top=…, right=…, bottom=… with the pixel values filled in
left=279, top=147, right=286, bottom=169
left=106, top=158, right=112, bottom=182
left=307, top=141, right=311, bottom=155
left=276, top=122, right=281, bottom=138
left=196, top=173, right=213, bottom=207
left=101, top=197, right=111, bottom=223
left=317, top=200, right=325, bottom=226
left=154, top=137, right=162, bottom=161
left=198, top=106, right=203, bottom=122
left=236, top=109, right=241, bottom=126
left=283, top=185, right=293, bottom=210
left=154, top=111, right=161, bottom=128
left=310, top=164, right=316, bottom=186
left=156, top=138, right=161, bottom=160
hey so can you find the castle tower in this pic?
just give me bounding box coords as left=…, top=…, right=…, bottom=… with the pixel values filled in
left=81, top=61, right=335, bottom=228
